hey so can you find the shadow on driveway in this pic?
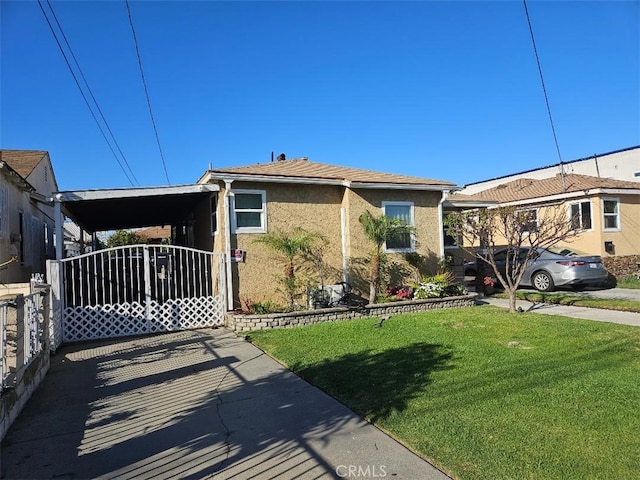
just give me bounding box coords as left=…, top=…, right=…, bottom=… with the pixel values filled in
left=2, top=329, right=450, bottom=480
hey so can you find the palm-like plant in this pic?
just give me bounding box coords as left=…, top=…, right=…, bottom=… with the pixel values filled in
left=253, top=227, right=324, bottom=307
left=359, top=210, right=415, bottom=303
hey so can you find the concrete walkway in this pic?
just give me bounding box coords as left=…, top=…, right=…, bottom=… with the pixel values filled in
left=478, top=295, right=640, bottom=327
left=2, top=329, right=451, bottom=480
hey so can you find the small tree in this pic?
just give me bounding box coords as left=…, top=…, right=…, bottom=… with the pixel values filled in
left=358, top=210, right=416, bottom=303
left=253, top=228, right=325, bottom=308
left=445, top=205, right=578, bottom=313
left=106, top=230, right=147, bottom=248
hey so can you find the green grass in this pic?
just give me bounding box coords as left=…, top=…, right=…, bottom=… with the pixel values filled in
left=617, top=275, right=640, bottom=289
left=492, top=290, right=640, bottom=313
left=247, top=307, right=640, bottom=480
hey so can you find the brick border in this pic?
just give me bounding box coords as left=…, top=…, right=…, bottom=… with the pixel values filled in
left=225, top=294, right=477, bottom=332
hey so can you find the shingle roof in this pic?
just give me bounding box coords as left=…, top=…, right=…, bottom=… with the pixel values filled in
left=458, top=173, right=640, bottom=203
left=209, top=159, right=456, bottom=187
left=0, top=150, right=48, bottom=179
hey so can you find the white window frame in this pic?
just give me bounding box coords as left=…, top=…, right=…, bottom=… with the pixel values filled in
left=231, top=189, right=267, bottom=234
left=568, top=200, right=593, bottom=232
left=381, top=201, right=415, bottom=253
left=602, top=198, right=621, bottom=231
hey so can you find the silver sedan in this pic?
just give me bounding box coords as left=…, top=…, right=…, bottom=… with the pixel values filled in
left=467, top=247, right=610, bottom=292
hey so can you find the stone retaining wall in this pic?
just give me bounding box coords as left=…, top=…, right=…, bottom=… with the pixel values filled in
left=603, top=255, right=640, bottom=279
left=225, top=294, right=476, bottom=332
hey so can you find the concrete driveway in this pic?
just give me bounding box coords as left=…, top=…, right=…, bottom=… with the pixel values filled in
left=2, top=329, right=450, bottom=480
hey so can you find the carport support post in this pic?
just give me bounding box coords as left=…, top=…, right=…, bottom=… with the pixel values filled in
left=143, top=246, right=152, bottom=327
left=54, top=198, right=63, bottom=260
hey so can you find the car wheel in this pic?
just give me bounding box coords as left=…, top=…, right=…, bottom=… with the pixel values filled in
left=532, top=271, right=555, bottom=292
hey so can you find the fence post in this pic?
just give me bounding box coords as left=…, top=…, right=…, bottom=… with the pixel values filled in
left=143, top=245, right=152, bottom=331
left=46, top=260, right=63, bottom=350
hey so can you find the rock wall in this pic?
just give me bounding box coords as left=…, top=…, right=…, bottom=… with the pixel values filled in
left=226, top=294, right=476, bottom=332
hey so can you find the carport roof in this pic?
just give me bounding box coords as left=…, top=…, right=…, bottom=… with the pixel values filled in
left=56, top=184, right=218, bottom=232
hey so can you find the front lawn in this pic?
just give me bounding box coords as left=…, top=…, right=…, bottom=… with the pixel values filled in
left=247, top=306, right=640, bottom=480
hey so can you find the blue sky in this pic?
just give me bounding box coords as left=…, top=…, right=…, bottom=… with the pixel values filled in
left=1, top=1, right=638, bottom=191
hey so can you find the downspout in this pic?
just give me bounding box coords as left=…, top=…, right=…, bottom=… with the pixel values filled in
left=223, top=180, right=234, bottom=309
left=341, top=207, right=349, bottom=283
left=438, top=190, right=449, bottom=261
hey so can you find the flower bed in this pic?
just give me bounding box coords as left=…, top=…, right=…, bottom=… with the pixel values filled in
left=225, top=293, right=477, bottom=332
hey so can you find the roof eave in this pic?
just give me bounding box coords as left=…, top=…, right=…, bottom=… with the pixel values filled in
left=0, top=161, right=35, bottom=192
left=55, top=184, right=219, bottom=202
left=492, top=187, right=640, bottom=207
left=205, top=172, right=457, bottom=191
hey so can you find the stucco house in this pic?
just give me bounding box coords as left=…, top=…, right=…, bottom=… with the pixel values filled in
left=197, top=156, right=457, bottom=308
left=448, top=173, right=640, bottom=259
left=0, top=150, right=60, bottom=284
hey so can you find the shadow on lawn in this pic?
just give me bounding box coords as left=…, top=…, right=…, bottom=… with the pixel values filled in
left=291, top=342, right=453, bottom=422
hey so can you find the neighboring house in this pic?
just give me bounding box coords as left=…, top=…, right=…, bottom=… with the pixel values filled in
left=197, top=156, right=457, bottom=307
left=63, top=220, right=93, bottom=257
left=136, top=225, right=171, bottom=244
left=448, top=173, right=640, bottom=258
left=462, top=146, right=640, bottom=195
left=0, top=150, right=59, bottom=284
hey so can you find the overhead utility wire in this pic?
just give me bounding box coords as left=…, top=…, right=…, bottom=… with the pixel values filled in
left=36, top=0, right=137, bottom=187
left=523, top=0, right=563, bottom=166
left=125, top=0, right=171, bottom=185
left=44, top=0, right=140, bottom=186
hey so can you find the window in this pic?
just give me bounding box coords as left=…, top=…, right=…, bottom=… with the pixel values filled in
left=518, top=209, right=538, bottom=233
left=232, top=190, right=266, bottom=233
left=443, top=225, right=459, bottom=248
left=210, top=193, right=218, bottom=235
left=382, top=201, right=414, bottom=252
left=602, top=198, right=620, bottom=231
left=569, top=201, right=592, bottom=231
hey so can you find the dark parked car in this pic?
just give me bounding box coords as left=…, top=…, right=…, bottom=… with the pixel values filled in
left=464, top=246, right=609, bottom=292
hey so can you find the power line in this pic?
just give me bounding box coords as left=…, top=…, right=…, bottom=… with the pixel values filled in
left=125, top=0, right=171, bottom=185
left=44, top=0, right=140, bottom=186
left=523, top=0, right=563, bottom=165
left=37, top=0, right=139, bottom=187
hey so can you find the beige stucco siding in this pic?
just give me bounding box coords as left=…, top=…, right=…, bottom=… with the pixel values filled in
left=209, top=178, right=446, bottom=307
left=229, top=182, right=345, bottom=306
left=480, top=193, right=640, bottom=258
left=346, top=188, right=443, bottom=291
left=346, top=188, right=442, bottom=256
left=598, top=194, right=640, bottom=257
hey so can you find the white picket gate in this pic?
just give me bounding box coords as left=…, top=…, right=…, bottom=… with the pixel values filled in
left=48, top=245, right=226, bottom=343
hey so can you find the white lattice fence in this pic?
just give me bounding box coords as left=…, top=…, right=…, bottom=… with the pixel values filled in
left=59, top=246, right=226, bottom=343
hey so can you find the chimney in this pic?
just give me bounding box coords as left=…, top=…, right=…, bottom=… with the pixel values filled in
left=277, top=153, right=286, bottom=162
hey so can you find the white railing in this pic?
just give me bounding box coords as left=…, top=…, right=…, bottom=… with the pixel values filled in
left=23, top=293, right=42, bottom=368
left=0, top=290, right=48, bottom=391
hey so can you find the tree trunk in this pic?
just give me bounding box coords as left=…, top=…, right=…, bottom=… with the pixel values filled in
left=507, top=287, right=518, bottom=313
left=370, top=253, right=380, bottom=303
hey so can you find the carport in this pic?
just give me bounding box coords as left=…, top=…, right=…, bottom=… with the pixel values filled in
left=53, top=184, right=219, bottom=257
left=48, top=183, right=228, bottom=346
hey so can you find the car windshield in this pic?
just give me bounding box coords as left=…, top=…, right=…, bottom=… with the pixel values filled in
left=546, top=246, right=590, bottom=257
